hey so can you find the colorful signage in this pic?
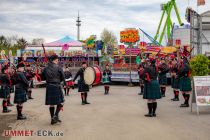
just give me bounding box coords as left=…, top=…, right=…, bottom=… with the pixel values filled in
left=120, top=29, right=139, bottom=43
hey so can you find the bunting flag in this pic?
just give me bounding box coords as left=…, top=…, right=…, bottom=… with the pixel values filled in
left=197, top=0, right=205, bottom=6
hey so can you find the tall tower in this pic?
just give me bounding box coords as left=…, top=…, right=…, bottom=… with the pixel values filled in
left=76, top=11, right=81, bottom=41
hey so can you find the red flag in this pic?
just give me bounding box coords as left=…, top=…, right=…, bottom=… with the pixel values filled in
left=197, top=0, right=205, bottom=6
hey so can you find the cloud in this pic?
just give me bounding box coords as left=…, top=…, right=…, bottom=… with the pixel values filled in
left=0, top=0, right=209, bottom=44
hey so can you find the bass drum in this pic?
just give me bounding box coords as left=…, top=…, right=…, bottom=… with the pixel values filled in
left=84, top=66, right=102, bottom=85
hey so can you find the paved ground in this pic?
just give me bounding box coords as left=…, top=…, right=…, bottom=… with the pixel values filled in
left=1, top=85, right=210, bottom=140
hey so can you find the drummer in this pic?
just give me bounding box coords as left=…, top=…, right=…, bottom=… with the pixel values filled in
left=73, top=62, right=90, bottom=105
left=103, top=64, right=112, bottom=95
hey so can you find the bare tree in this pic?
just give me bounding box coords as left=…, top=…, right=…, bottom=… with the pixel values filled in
left=32, top=38, right=45, bottom=45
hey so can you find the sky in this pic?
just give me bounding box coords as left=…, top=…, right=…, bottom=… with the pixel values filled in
left=0, top=0, right=209, bottom=44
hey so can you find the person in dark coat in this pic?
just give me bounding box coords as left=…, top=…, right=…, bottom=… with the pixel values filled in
left=14, top=63, right=29, bottom=120
left=42, top=55, right=66, bottom=125
left=0, top=66, right=12, bottom=113
left=178, top=56, right=192, bottom=107
left=137, top=59, right=146, bottom=95
left=143, top=59, right=161, bottom=117
left=158, top=58, right=169, bottom=97
left=73, top=62, right=90, bottom=105
left=170, top=58, right=180, bottom=101
left=24, top=65, right=35, bottom=99
left=103, top=64, right=112, bottom=95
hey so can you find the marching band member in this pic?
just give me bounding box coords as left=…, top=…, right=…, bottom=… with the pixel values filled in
left=158, top=58, right=169, bottom=97
left=42, top=55, right=66, bottom=125
left=143, top=59, right=161, bottom=117
left=170, top=58, right=180, bottom=101
left=64, top=67, right=73, bottom=96
left=24, top=64, right=35, bottom=99
left=14, top=63, right=29, bottom=120
left=178, top=56, right=192, bottom=107
left=73, top=62, right=90, bottom=105
left=103, top=64, right=112, bottom=95
left=0, top=66, right=12, bottom=113
left=138, top=59, right=146, bottom=95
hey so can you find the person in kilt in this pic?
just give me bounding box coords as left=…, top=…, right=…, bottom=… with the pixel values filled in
left=24, top=65, right=35, bottom=99
left=103, top=64, right=112, bottom=95
left=170, top=58, right=180, bottom=101
left=64, top=67, right=73, bottom=96
left=178, top=56, right=192, bottom=107
left=42, top=55, right=66, bottom=125
left=143, top=59, right=161, bottom=117
left=158, top=58, right=169, bottom=97
left=73, top=62, right=90, bottom=105
left=0, top=66, right=12, bottom=113
left=14, top=63, right=29, bottom=120
left=138, top=59, right=146, bottom=95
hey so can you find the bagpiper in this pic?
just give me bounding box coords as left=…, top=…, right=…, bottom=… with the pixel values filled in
left=103, top=64, right=112, bottom=95
left=178, top=56, right=192, bottom=107
left=42, top=55, right=66, bottom=125
left=14, top=63, right=29, bottom=120
left=0, top=66, right=12, bottom=113
left=73, top=62, right=90, bottom=105
left=158, top=58, right=169, bottom=97
left=24, top=64, right=35, bottom=99
left=143, top=59, right=161, bottom=117
left=137, top=59, right=146, bottom=95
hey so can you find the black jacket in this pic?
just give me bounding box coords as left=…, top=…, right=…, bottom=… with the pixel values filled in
left=143, top=65, right=158, bottom=81
left=42, top=62, right=66, bottom=85
left=73, top=68, right=85, bottom=82
left=15, top=72, right=29, bottom=90
left=0, top=73, right=10, bottom=87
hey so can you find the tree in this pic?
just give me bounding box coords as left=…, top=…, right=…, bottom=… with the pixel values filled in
left=101, top=28, right=118, bottom=55
left=32, top=38, right=45, bottom=45
left=16, top=38, right=27, bottom=49
left=0, top=35, right=10, bottom=48
left=190, top=55, right=210, bottom=76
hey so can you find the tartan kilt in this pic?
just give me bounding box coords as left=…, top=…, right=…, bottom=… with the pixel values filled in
left=171, top=77, right=179, bottom=89
left=14, top=88, right=27, bottom=104
left=143, top=80, right=161, bottom=99
left=78, top=80, right=89, bottom=92
left=45, top=84, right=64, bottom=105
left=179, top=77, right=192, bottom=92
left=159, top=74, right=167, bottom=85
left=0, top=86, right=10, bottom=99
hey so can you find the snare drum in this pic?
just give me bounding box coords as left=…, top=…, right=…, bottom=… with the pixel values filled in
left=84, top=66, right=102, bottom=85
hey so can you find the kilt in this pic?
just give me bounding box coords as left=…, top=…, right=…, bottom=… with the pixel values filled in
left=45, top=84, right=64, bottom=105
left=171, top=77, right=179, bottom=89
left=14, top=88, right=27, bottom=104
left=143, top=80, right=161, bottom=99
left=179, top=77, right=192, bottom=92
left=78, top=80, right=89, bottom=92
left=159, top=74, right=167, bottom=85
left=0, top=86, right=10, bottom=99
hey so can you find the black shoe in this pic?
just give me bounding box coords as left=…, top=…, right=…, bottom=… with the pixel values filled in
left=81, top=102, right=86, bottom=105
left=144, top=114, right=153, bottom=117
left=54, top=116, right=62, bottom=123
left=85, top=101, right=90, bottom=104
left=28, top=97, right=34, bottom=100
left=152, top=114, right=156, bottom=117
left=7, top=103, right=14, bottom=106
left=51, top=117, right=57, bottom=125
left=180, top=104, right=189, bottom=107
left=17, top=115, right=27, bottom=120
left=171, top=98, right=176, bottom=101
left=3, top=109, right=11, bottom=113
left=172, top=98, right=179, bottom=101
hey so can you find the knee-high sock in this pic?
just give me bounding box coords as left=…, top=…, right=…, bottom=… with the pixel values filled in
left=173, top=90, right=176, bottom=98
left=81, top=93, right=85, bottom=102
left=16, top=105, right=23, bottom=116
left=67, top=88, right=70, bottom=95
left=55, top=104, right=63, bottom=117
left=147, top=103, right=153, bottom=114
left=64, top=88, right=67, bottom=95
left=175, top=90, right=179, bottom=99
left=2, top=100, right=7, bottom=110
left=185, top=94, right=190, bottom=105
left=140, top=85, right=144, bottom=93
left=107, top=86, right=110, bottom=92
left=7, top=95, right=11, bottom=104
left=49, top=106, right=55, bottom=118
left=84, top=92, right=88, bottom=101
left=152, top=102, right=157, bottom=114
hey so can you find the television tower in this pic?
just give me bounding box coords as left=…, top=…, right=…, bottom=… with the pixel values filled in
left=76, top=11, right=81, bottom=41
